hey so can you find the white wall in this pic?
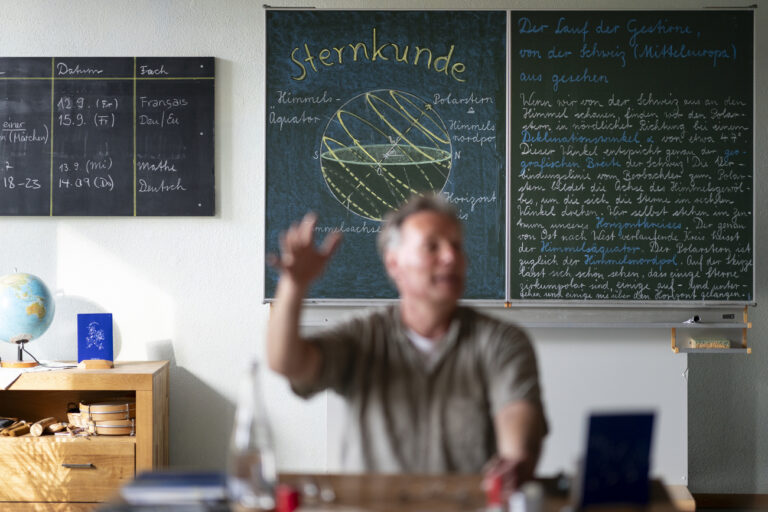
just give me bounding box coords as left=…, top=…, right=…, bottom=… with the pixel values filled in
left=0, top=0, right=763, bottom=492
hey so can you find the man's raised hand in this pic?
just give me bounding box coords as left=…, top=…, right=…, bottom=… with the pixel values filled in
left=270, top=212, right=342, bottom=290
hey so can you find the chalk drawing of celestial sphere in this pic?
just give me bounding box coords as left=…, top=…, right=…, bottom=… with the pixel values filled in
left=320, top=89, right=452, bottom=221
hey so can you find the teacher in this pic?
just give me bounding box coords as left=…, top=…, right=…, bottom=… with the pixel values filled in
left=267, top=194, right=548, bottom=492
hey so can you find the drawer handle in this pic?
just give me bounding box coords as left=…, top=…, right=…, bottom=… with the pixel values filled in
left=62, top=463, right=95, bottom=469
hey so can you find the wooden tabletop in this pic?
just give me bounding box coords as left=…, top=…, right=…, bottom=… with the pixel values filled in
left=278, top=473, right=695, bottom=512
left=5, top=360, right=168, bottom=391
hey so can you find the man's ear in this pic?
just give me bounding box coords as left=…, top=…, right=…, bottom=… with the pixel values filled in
left=383, top=250, right=398, bottom=281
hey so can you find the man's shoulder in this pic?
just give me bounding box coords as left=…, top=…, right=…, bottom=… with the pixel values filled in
left=457, top=305, right=522, bottom=328
left=456, top=306, right=529, bottom=342
left=325, top=304, right=398, bottom=331
left=355, top=304, right=398, bottom=322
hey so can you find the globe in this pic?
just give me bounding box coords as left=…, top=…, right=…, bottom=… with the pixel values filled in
left=0, top=273, right=55, bottom=346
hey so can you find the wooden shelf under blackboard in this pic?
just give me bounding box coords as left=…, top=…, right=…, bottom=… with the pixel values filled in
left=674, top=347, right=751, bottom=354
left=670, top=307, right=751, bottom=355
left=518, top=322, right=748, bottom=329
left=293, top=304, right=753, bottom=354
left=514, top=308, right=752, bottom=355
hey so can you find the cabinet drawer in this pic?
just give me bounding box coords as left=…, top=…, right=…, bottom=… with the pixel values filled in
left=0, top=437, right=135, bottom=502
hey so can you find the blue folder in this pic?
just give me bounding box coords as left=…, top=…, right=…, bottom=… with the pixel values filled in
left=577, top=412, right=655, bottom=508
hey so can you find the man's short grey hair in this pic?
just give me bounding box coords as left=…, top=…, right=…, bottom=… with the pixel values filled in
left=377, top=193, right=461, bottom=259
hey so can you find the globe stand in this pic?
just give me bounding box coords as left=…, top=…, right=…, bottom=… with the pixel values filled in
left=0, top=339, right=39, bottom=368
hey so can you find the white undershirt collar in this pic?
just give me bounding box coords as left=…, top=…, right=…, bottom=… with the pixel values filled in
left=406, top=328, right=443, bottom=365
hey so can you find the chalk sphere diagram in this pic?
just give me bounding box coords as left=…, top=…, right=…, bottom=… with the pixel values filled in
left=320, top=89, right=452, bottom=221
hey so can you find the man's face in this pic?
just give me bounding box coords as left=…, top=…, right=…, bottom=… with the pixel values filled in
left=384, top=211, right=466, bottom=306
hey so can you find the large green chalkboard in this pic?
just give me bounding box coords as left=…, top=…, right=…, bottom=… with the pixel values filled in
left=510, top=10, right=754, bottom=302
left=0, top=57, right=214, bottom=216
left=265, top=10, right=507, bottom=299
left=264, top=9, right=754, bottom=304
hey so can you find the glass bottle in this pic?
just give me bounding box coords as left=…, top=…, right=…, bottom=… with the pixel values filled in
left=227, top=361, right=277, bottom=510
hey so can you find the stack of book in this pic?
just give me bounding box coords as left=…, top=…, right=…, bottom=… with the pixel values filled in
left=76, top=399, right=136, bottom=435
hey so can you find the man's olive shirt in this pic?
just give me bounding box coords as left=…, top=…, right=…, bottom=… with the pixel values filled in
left=293, top=305, right=547, bottom=473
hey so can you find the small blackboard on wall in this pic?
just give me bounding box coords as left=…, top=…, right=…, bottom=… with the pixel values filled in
left=0, top=57, right=215, bottom=216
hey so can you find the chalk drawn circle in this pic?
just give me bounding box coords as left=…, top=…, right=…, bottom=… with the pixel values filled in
left=320, top=89, right=452, bottom=221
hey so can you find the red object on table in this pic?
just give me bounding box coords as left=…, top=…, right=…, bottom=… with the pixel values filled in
left=276, top=483, right=300, bottom=512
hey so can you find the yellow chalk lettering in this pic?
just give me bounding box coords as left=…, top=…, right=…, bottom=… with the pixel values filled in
left=433, top=45, right=454, bottom=75
left=318, top=48, right=333, bottom=67
left=287, top=28, right=468, bottom=83
left=451, top=62, right=466, bottom=82
left=413, top=46, right=433, bottom=68
left=391, top=42, right=409, bottom=63
left=371, top=28, right=389, bottom=61
left=290, top=46, right=306, bottom=81
left=349, top=42, right=370, bottom=61
left=303, top=43, right=318, bottom=72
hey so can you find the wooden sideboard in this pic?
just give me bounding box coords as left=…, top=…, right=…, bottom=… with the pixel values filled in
left=0, top=361, right=168, bottom=510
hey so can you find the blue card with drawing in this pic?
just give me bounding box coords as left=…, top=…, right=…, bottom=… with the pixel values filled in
left=77, top=313, right=113, bottom=362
